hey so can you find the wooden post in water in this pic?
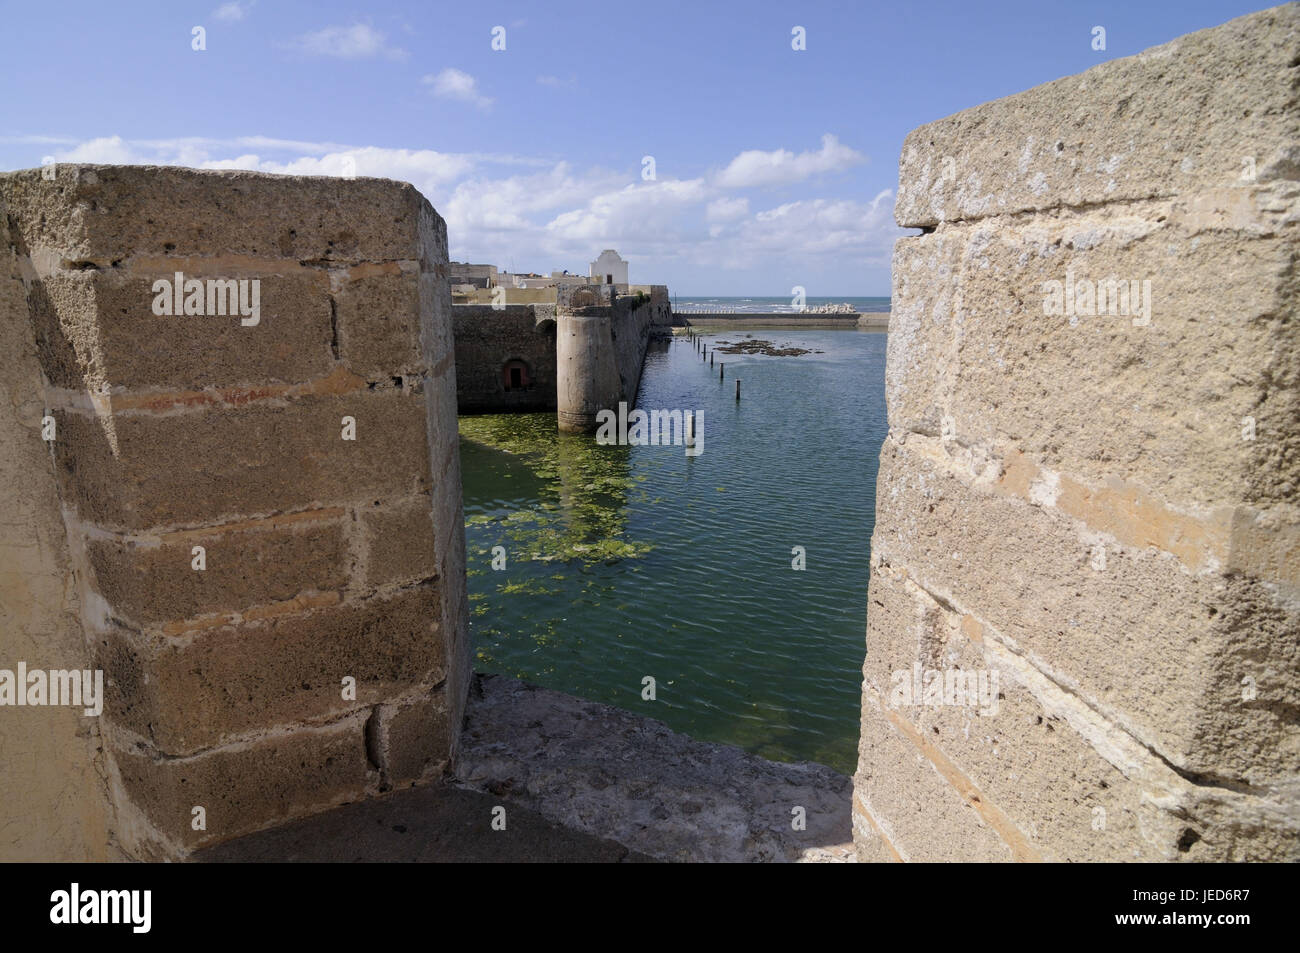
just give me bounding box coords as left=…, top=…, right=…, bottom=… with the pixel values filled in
left=720, top=363, right=724, bottom=380
left=735, top=379, right=741, bottom=401
left=710, top=351, right=714, bottom=367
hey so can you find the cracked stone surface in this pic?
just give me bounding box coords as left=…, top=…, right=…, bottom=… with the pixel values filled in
left=453, top=674, right=855, bottom=863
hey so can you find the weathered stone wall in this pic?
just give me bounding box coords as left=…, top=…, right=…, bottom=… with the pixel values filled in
left=610, top=287, right=671, bottom=408
left=0, top=186, right=114, bottom=861
left=0, top=165, right=469, bottom=859
left=452, top=304, right=557, bottom=413
left=453, top=287, right=669, bottom=421
left=856, top=4, right=1299, bottom=862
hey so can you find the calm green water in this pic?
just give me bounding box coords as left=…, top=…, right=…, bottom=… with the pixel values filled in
left=458, top=328, right=888, bottom=774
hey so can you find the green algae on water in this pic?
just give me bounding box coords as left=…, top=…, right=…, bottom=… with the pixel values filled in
left=459, top=413, right=654, bottom=566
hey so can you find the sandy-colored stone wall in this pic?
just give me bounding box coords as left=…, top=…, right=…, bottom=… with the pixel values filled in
left=855, top=4, right=1299, bottom=862
left=0, top=184, right=114, bottom=861
left=0, top=165, right=469, bottom=859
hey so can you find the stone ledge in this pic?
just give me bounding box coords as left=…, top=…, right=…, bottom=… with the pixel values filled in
left=454, top=674, right=855, bottom=863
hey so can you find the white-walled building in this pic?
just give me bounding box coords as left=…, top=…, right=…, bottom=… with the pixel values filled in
left=589, top=250, right=629, bottom=287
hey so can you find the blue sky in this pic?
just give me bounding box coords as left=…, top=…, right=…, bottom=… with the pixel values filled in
left=0, top=0, right=1275, bottom=294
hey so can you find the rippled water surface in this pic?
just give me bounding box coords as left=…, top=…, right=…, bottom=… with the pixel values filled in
left=459, top=328, right=888, bottom=774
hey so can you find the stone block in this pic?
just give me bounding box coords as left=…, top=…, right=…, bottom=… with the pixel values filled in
left=862, top=562, right=1300, bottom=860
left=30, top=269, right=335, bottom=392
left=869, top=433, right=1300, bottom=785
left=360, top=495, right=438, bottom=588
left=887, top=209, right=1299, bottom=509
left=334, top=265, right=426, bottom=379
left=371, top=693, right=452, bottom=787
left=97, top=584, right=446, bottom=753
left=854, top=685, right=1016, bottom=862
left=52, top=389, right=432, bottom=531
left=85, top=510, right=349, bottom=627
left=108, top=715, right=371, bottom=853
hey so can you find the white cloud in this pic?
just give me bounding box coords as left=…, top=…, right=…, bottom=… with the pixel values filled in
left=18, top=134, right=901, bottom=291
left=423, top=68, right=493, bottom=109
left=53, top=136, right=137, bottom=164
left=715, top=133, right=865, bottom=189
left=706, top=197, right=749, bottom=222
left=213, top=2, right=253, bottom=22
left=203, top=147, right=474, bottom=199
left=289, top=24, right=407, bottom=61
left=545, top=179, right=708, bottom=249
left=444, top=164, right=625, bottom=238
left=37, top=137, right=475, bottom=204
left=730, top=191, right=896, bottom=260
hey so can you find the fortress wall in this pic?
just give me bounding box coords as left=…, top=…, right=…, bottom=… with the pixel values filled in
left=554, top=285, right=670, bottom=433
left=610, top=289, right=670, bottom=406
left=856, top=4, right=1300, bottom=862
left=452, top=304, right=557, bottom=413
left=453, top=286, right=669, bottom=429
left=0, top=166, right=469, bottom=859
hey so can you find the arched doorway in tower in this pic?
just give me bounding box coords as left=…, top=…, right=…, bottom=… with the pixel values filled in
left=502, top=358, right=531, bottom=392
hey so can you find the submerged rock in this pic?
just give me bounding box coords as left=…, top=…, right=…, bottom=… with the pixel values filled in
left=715, top=338, right=812, bottom=357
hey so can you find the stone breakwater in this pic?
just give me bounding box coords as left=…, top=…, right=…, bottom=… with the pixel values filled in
left=714, top=338, right=818, bottom=357
left=675, top=311, right=885, bottom=329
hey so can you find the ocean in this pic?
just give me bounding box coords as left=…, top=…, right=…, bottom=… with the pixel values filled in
left=671, top=295, right=890, bottom=313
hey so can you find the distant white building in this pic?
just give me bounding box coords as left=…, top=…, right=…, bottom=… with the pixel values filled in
left=589, top=249, right=628, bottom=288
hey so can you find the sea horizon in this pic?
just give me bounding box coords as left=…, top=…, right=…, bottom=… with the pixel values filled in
left=671, top=295, right=890, bottom=313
